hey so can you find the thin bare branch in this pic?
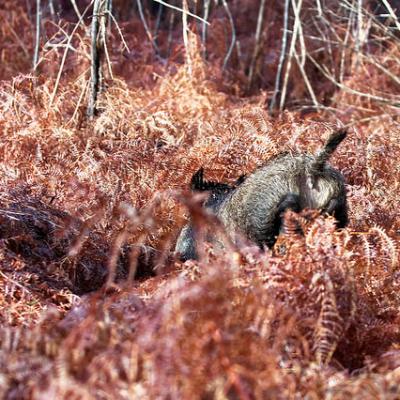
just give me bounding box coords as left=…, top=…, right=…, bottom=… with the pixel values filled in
left=201, top=0, right=211, bottom=58
left=359, top=52, right=400, bottom=87
left=354, top=0, right=363, bottom=68
left=340, top=5, right=354, bottom=83
left=68, top=75, right=90, bottom=126
left=4, top=18, right=30, bottom=59
left=294, top=52, right=319, bottom=108
left=167, top=11, right=175, bottom=58
left=50, top=1, right=94, bottom=107
left=153, top=3, right=164, bottom=47
left=70, top=0, right=83, bottom=21
left=247, top=0, right=266, bottom=90
left=101, top=10, right=114, bottom=79
left=307, top=53, right=400, bottom=105
left=279, top=0, right=303, bottom=110
left=0, top=270, right=31, bottom=295
left=221, top=0, right=236, bottom=70
left=48, top=0, right=55, bottom=19
left=315, top=0, right=322, bottom=17
left=107, top=10, right=130, bottom=52
left=269, top=0, right=290, bottom=113
left=153, top=0, right=210, bottom=25
left=381, top=0, right=400, bottom=32
left=33, top=0, right=42, bottom=71
left=182, top=0, right=191, bottom=75
left=137, top=0, right=160, bottom=54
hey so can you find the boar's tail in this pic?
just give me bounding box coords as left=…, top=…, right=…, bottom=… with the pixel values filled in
left=312, top=129, right=347, bottom=172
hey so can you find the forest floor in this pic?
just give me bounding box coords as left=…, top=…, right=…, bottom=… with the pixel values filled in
left=0, top=1, right=399, bottom=398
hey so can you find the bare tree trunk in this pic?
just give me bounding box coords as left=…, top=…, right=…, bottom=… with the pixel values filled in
left=33, top=0, right=42, bottom=71
left=88, top=0, right=111, bottom=118
left=88, top=0, right=101, bottom=117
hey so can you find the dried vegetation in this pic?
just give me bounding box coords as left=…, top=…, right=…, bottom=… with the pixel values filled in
left=0, top=0, right=399, bottom=398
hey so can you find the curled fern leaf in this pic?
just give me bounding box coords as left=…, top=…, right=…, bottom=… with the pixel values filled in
left=311, top=272, right=344, bottom=365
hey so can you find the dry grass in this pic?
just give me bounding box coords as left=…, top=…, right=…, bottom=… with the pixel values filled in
left=0, top=0, right=399, bottom=398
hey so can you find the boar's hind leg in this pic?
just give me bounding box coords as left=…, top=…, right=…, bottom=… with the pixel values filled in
left=325, top=197, right=348, bottom=228
left=277, top=193, right=302, bottom=212
left=267, top=193, right=301, bottom=248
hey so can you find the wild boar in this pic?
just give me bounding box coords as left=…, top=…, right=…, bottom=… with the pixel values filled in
left=174, top=168, right=245, bottom=261
left=175, top=129, right=348, bottom=260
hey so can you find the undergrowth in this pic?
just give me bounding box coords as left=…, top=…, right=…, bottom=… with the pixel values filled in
left=0, top=0, right=399, bottom=399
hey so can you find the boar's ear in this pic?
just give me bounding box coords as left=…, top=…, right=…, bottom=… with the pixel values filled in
left=190, top=168, right=205, bottom=191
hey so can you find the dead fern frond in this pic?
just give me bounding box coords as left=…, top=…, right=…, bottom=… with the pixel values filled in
left=311, top=272, right=344, bottom=365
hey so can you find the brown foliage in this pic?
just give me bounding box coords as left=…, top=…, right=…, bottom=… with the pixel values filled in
left=0, top=0, right=399, bottom=399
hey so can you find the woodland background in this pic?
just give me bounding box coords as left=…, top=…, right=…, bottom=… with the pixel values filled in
left=0, top=0, right=400, bottom=398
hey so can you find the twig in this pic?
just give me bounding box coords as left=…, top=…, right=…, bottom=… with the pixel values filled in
left=127, top=235, right=147, bottom=282
left=25, top=0, right=33, bottom=22
left=311, top=13, right=337, bottom=76
left=48, top=0, right=55, bottom=19
left=341, top=0, right=400, bottom=44
left=101, top=2, right=113, bottom=79
left=201, top=0, right=211, bottom=58
left=247, top=0, right=266, bottom=90
left=340, top=5, right=354, bottom=83
left=70, top=0, right=83, bottom=21
left=307, top=53, right=400, bottom=105
left=107, top=10, right=130, bottom=52
left=69, top=75, right=90, bottom=126
left=50, top=1, right=94, bottom=107
left=381, top=0, right=400, bottom=32
left=152, top=0, right=210, bottom=25
left=137, top=0, right=160, bottom=54
left=154, top=3, right=163, bottom=48
left=0, top=270, right=31, bottom=295
left=354, top=0, right=363, bottom=69
left=279, top=0, right=303, bottom=110
left=315, top=0, right=322, bottom=17
left=68, top=210, right=105, bottom=257
left=359, top=52, right=400, bottom=87
left=269, top=0, right=290, bottom=113
left=182, top=0, right=191, bottom=75
left=294, top=52, right=319, bottom=108
left=296, top=0, right=306, bottom=66
left=292, top=0, right=313, bottom=106
left=236, top=40, right=245, bottom=72
left=167, top=11, right=175, bottom=58
left=33, top=0, right=42, bottom=71
left=221, top=0, right=236, bottom=70
left=107, top=0, right=113, bottom=35
left=4, top=19, right=30, bottom=59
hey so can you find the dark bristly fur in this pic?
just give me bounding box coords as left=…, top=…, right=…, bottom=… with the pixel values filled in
left=174, top=169, right=243, bottom=261
left=175, top=129, right=348, bottom=260
left=312, top=129, right=347, bottom=172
